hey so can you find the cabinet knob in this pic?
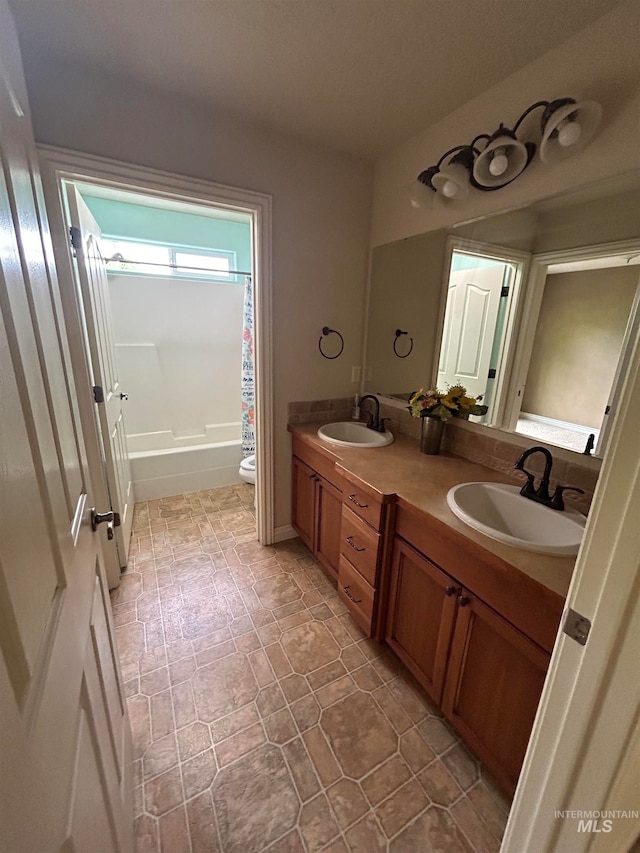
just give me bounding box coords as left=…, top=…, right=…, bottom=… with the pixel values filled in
left=457, top=594, right=470, bottom=607
left=445, top=585, right=456, bottom=597
left=348, top=494, right=369, bottom=509
left=342, top=585, right=362, bottom=604
left=346, top=535, right=365, bottom=552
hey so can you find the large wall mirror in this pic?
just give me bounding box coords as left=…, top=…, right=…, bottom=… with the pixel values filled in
left=363, top=171, right=640, bottom=457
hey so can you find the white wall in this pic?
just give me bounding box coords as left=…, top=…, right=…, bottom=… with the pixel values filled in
left=371, top=0, right=640, bottom=247
left=108, top=273, right=244, bottom=444
left=20, top=53, right=372, bottom=528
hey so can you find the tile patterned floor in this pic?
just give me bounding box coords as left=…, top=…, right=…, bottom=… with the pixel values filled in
left=112, top=485, right=512, bottom=853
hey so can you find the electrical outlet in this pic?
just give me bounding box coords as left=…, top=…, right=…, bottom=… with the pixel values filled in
left=351, top=366, right=361, bottom=383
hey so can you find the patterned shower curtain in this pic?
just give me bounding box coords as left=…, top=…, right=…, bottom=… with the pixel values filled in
left=241, top=275, right=255, bottom=456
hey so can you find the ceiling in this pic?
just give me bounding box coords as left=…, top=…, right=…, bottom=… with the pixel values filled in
left=9, top=0, right=623, bottom=160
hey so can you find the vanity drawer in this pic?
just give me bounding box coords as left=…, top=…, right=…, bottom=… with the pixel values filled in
left=344, top=487, right=383, bottom=530
left=338, top=555, right=375, bottom=634
left=340, top=506, right=380, bottom=586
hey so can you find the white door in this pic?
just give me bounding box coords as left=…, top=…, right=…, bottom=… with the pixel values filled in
left=65, top=186, right=134, bottom=567
left=438, top=265, right=505, bottom=398
left=0, top=3, right=133, bottom=851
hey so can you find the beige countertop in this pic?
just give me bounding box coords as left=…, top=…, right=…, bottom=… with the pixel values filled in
left=289, top=422, right=577, bottom=599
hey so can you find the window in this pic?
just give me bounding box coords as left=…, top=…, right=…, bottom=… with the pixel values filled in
left=171, top=249, right=233, bottom=280
left=101, top=237, right=238, bottom=282
left=101, top=238, right=170, bottom=275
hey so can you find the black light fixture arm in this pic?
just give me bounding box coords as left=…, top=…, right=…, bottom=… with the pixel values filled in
left=512, top=100, right=550, bottom=133
left=415, top=94, right=601, bottom=201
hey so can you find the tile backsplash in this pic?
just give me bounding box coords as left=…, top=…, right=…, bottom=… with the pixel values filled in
left=288, top=397, right=600, bottom=515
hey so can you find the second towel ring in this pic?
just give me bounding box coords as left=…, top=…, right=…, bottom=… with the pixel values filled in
left=319, top=326, right=345, bottom=360
left=394, top=329, right=414, bottom=358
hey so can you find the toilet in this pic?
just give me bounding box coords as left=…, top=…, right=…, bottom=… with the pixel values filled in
left=239, top=454, right=256, bottom=484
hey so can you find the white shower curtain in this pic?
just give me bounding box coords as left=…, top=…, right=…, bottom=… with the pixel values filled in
left=241, top=275, right=255, bottom=456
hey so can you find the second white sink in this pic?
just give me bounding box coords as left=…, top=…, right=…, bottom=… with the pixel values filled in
left=447, top=482, right=586, bottom=555
left=317, top=421, right=394, bottom=448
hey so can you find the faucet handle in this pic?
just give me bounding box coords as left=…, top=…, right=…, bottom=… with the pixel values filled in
left=550, top=485, right=585, bottom=511
left=517, top=471, right=537, bottom=498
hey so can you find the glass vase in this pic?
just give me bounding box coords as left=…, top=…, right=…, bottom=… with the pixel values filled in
left=420, top=416, right=445, bottom=455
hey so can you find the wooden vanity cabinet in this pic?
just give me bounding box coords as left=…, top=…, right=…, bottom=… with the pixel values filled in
left=387, top=512, right=560, bottom=796
left=291, top=439, right=343, bottom=581
left=336, top=477, right=390, bottom=637
left=386, top=538, right=458, bottom=706
left=441, top=589, right=549, bottom=795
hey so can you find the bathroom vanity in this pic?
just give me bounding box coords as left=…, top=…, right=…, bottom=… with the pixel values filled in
left=289, top=422, right=574, bottom=795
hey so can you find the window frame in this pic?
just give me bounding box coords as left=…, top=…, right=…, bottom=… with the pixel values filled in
left=101, top=234, right=239, bottom=283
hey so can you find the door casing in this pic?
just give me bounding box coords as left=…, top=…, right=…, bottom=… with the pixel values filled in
left=39, top=146, right=274, bottom=580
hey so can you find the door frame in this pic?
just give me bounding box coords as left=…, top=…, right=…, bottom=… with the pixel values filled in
left=38, top=145, right=275, bottom=558
left=434, top=236, right=531, bottom=427
left=503, top=238, right=640, bottom=456
left=503, top=303, right=640, bottom=852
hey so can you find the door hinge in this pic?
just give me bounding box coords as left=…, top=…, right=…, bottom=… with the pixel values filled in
left=501, top=286, right=510, bottom=297
left=562, top=607, right=591, bottom=646
left=605, top=405, right=611, bottom=415
left=93, top=385, right=104, bottom=404
left=488, top=368, right=496, bottom=379
left=70, top=226, right=82, bottom=250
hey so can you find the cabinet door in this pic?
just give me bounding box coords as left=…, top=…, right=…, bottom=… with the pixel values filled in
left=291, top=455, right=316, bottom=551
left=386, top=538, right=458, bottom=705
left=315, top=475, right=342, bottom=580
left=442, top=591, right=550, bottom=795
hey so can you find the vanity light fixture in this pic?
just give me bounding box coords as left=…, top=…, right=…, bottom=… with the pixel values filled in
left=414, top=96, right=602, bottom=203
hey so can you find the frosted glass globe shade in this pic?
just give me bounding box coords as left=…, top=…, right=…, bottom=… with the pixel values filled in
left=442, top=180, right=458, bottom=198
left=489, top=153, right=508, bottom=176
left=558, top=120, right=582, bottom=148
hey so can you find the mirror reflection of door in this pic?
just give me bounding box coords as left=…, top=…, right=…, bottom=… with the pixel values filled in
left=438, top=252, right=515, bottom=421
left=515, top=255, right=640, bottom=453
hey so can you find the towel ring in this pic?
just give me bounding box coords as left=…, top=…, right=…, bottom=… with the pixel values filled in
left=394, top=329, right=414, bottom=359
left=319, top=326, right=344, bottom=360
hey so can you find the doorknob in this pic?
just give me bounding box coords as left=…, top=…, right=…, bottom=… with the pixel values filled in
left=119, top=392, right=129, bottom=400
left=91, top=508, right=115, bottom=540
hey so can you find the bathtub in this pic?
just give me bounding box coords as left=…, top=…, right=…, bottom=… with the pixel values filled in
left=127, top=423, right=244, bottom=500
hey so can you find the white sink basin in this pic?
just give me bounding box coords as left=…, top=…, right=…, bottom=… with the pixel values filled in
left=447, top=482, right=586, bottom=556
left=317, top=421, right=394, bottom=448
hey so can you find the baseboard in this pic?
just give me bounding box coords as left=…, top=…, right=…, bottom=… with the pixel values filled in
left=273, top=524, right=297, bottom=543
left=519, top=411, right=598, bottom=436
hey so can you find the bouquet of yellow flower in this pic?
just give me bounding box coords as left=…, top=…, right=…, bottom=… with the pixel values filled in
left=408, top=384, right=488, bottom=421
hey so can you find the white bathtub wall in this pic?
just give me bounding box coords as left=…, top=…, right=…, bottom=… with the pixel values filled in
left=109, top=272, right=244, bottom=443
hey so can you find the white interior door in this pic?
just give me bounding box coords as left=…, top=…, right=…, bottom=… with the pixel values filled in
left=65, top=186, right=134, bottom=567
left=438, top=266, right=505, bottom=398
left=0, top=3, right=133, bottom=850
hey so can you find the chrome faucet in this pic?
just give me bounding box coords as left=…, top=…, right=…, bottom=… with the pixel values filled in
left=514, top=445, right=584, bottom=511
left=359, top=394, right=390, bottom=433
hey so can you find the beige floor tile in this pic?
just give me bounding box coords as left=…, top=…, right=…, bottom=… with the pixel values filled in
left=212, top=743, right=299, bottom=853
left=113, top=486, right=511, bottom=853
left=283, top=737, right=321, bottom=801
left=159, top=806, right=190, bottom=853
left=361, top=754, right=413, bottom=806
left=186, top=791, right=221, bottom=853
left=376, top=777, right=430, bottom=837
left=322, top=692, right=397, bottom=779
left=417, top=759, right=464, bottom=807
left=389, top=805, right=474, bottom=852
left=326, top=777, right=369, bottom=830
left=299, top=793, right=341, bottom=852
